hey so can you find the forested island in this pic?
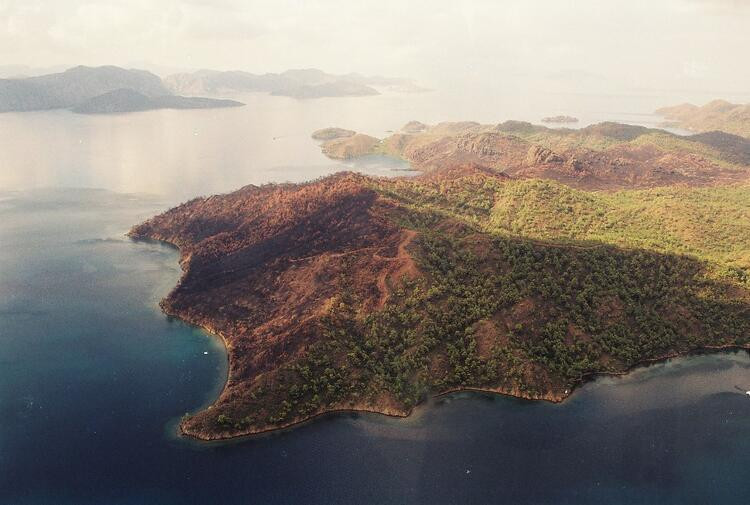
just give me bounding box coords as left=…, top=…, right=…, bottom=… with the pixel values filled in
left=131, top=118, right=750, bottom=440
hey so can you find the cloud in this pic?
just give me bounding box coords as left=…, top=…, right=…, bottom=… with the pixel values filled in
left=683, top=0, right=750, bottom=11
left=0, top=0, right=748, bottom=94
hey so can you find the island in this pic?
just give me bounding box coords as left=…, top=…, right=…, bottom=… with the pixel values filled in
left=541, top=115, right=579, bottom=124
left=0, top=65, right=244, bottom=114
left=656, top=100, right=750, bottom=139
left=72, top=89, right=244, bottom=114
left=311, top=127, right=356, bottom=141
left=131, top=118, right=750, bottom=440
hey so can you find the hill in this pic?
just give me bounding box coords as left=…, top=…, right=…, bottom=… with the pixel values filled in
left=0, top=65, right=169, bottom=112
left=656, top=100, right=750, bottom=138
left=317, top=121, right=750, bottom=190
left=0, top=65, right=245, bottom=114
left=311, top=127, right=356, bottom=140
left=131, top=157, right=750, bottom=439
left=321, top=133, right=381, bottom=159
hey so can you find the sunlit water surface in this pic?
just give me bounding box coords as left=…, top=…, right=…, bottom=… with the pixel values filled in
left=1, top=89, right=749, bottom=504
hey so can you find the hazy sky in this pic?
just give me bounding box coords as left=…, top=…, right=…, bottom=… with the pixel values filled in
left=2, top=0, right=749, bottom=93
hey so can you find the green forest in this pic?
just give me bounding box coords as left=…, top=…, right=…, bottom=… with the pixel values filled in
left=220, top=175, right=750, bottom=430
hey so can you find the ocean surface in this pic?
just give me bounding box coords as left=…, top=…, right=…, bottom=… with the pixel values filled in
left=1, top=89, right=749, bottom=504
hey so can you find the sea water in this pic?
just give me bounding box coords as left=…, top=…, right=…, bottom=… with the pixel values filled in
left=1, top=90, right=749, bottom=504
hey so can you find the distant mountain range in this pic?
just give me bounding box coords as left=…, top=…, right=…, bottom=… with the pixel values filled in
left=0, top=65, right=426, bottom=114
left=0, top=65, right=243, bottom=114
left=163, top=68, right=428, bottom=98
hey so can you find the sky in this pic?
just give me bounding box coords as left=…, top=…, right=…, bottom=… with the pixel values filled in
left=1, top=0, right=749, bottom=94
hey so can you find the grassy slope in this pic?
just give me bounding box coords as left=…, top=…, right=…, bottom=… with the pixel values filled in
left=490, top=180, right=750, bottom=271
left=380, top=176, right=750, bottom=271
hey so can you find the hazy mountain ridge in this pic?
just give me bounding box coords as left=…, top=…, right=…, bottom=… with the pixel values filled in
left=0, top=66, right=169, bottom=112
left=164, top=68, right=425, bottom=98
left=0, top=65, right=244, bottom=113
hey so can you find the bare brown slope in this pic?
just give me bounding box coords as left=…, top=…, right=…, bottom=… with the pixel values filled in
left=130, top=173, right=420, bottom=437
left=321, top=120, right=750, bottom=190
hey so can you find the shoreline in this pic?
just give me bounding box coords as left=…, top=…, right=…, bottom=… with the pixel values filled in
left=131, top=233, right=750, bottom=442
left=183, top=318, right=750, bottom=441
left=179, top=344, right=750, bottom=443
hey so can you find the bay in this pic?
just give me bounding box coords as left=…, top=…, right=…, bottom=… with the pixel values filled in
left=1, top=88, right=749, bottom=504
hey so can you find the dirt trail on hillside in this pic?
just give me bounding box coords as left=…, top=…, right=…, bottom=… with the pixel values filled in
left=375, top=229, right=419, bottom=308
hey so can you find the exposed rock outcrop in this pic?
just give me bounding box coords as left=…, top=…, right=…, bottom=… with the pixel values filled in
left=525, top=145, right=564, bottom=165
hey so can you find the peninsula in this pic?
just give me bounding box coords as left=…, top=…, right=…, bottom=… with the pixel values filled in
left=132, top=119, right=750, bottom=440
left=656, top=100, right=750, bottom=139
left=316, top=120, right=750, bottom=189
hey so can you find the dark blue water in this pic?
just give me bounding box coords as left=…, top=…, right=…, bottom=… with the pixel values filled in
left=1, top=188, right=749, bottom=504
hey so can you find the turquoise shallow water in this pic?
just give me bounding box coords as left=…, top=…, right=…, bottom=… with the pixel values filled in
left=1, top=187, right=748, bottom=504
